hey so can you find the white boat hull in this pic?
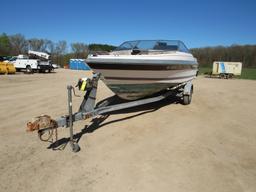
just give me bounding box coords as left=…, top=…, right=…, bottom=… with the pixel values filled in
left=87, top=68, right=198, bottom=100
left=86, top=51, right=198, bottom=100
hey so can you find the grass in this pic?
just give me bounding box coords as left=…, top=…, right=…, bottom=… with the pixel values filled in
left=198, top=67, right=256, bottom=80
left=198, top=67, right=212, bottom=75
left=239, top=68, right=256, bottom=80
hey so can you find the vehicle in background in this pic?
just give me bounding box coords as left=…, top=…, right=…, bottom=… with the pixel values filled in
left=0, top=56, right=16, bottom=74
left=211, top=61, right=242, bottom=79
left=52, top=64, right=59, bottom=69
left=2, top=56, right=13, bottom=62
left=10, top=50, right=53, bottom=73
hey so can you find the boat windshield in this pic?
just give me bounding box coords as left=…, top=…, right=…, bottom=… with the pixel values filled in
left=115, top=40, right=189, bottom=53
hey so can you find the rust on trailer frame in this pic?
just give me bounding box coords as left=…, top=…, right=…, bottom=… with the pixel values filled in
left=27, top=115, right=57, bottom=132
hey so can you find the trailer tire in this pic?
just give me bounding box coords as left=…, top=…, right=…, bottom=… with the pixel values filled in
left=183, top=95, right=191, bottom=105
left=71, top=143, right=80, bottom=152
left=26, top=65, right=32, bottom=73
left=47, top=68, right=51, bottom=73
left=183, top=85, right=193, bottom=105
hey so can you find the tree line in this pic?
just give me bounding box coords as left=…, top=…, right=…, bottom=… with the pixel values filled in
left=1, top=33, right=255, bottom=68
left=0, top=33, right=116, bottom=66
left=191, top=45, right=256, bottom=68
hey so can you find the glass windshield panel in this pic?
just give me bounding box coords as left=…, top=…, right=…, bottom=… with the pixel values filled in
left=115, top=40, right=189, bottom=53
left=9, top=57, right=17, bottom=61
left=178, top=41, right=189, bottom=53
left=116, top=41, right=138, bottom=50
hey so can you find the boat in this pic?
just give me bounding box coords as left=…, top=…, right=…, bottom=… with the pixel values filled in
left=85, top=40, right=198, bottom=100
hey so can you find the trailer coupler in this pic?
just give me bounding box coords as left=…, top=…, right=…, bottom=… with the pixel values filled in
left=26, top=73, right=101, bottom=152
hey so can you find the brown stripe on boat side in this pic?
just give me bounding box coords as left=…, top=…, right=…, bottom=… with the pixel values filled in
left=104, top=75, right=195, bottom=81
left=87, top=63, right=198, bottom=70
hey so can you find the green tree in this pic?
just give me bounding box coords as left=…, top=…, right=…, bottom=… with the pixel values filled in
left=71, top=42, right=88, bottom=58
left=0, top=33, right=11, bottom=56
left=9, top=34, right=28, bottom=55
left=89, top=44, right=116, bottom=52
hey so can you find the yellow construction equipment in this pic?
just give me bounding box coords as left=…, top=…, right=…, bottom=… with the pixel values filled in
left=5, top=62, right=16, bottom=74
left=0, top=61, right=16, bottom=74
left=0, top=61, right=8, bottom=74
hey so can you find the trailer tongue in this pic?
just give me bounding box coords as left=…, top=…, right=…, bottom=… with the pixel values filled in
left=26, top=73, right=193, bottom=152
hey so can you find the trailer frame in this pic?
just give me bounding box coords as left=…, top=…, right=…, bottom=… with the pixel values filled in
left=35, top=73, right=194, bottom=152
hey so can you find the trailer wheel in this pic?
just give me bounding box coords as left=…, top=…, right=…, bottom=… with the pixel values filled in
left=26, top=65, right=32, bottom=73
left=71, top=142, right=80, bottom=152
left=183, top=86, right=193, bottom=105
left=183, top=95, right=191, bottom=105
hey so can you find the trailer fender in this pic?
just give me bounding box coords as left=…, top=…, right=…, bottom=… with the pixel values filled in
left=183, top=81, right=193, bottom=95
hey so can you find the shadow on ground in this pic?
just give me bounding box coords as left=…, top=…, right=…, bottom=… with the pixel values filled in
left=47, top=94, right=180, bottom=151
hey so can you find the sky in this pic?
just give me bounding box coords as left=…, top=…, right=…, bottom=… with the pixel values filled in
left=1, top=0, right=256, bottom=48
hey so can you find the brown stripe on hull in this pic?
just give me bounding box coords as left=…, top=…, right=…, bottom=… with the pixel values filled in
left=87, top=63, right=198, bottom=71
left=104, top=75, right=195, bottom=81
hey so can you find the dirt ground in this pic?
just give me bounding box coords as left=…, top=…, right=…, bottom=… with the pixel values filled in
left=0, top=69, right=256, bottom=192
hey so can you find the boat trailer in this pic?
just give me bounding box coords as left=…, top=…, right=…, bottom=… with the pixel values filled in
left=27, top=73, right=193, bottom=152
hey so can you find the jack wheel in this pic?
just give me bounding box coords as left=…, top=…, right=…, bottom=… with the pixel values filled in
left=70, top=142, right=80, bottom=152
